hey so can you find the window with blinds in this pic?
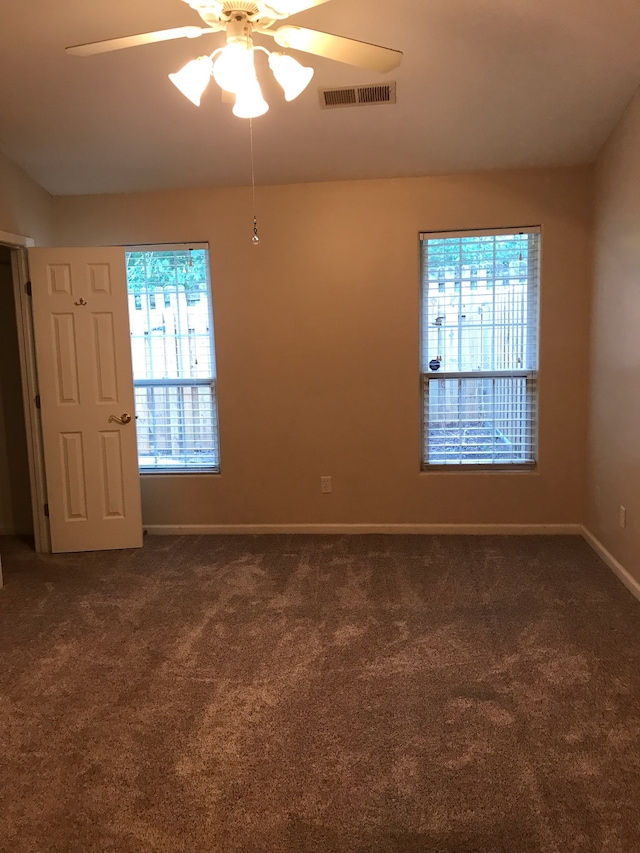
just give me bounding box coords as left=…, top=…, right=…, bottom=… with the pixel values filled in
left=126, top=245, right=220, bottom=472
left=420, top=228, right=540, bottom=468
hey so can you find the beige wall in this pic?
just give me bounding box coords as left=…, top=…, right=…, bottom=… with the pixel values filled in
left=0, top=254, right=33, bottom=535
left=54, top=167, right=593, bottom=528
left=588, top=90, right=640, bottom=581
left=0, top=149, right=53, bottom=245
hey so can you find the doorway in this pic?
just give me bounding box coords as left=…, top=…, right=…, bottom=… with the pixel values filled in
left=0, top=245, right=33, bottom=539
left=0, top=234, right=50, bottom=562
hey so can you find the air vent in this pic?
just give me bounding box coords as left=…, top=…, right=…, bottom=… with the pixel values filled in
left=319, top=82, right=397, bottom=109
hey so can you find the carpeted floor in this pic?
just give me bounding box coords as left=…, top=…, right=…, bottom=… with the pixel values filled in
left=1, top=534, right=640, bottom=853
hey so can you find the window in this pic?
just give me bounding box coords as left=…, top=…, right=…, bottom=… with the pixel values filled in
left=126, top=245, right=220, bottom=472
left=420, top=228, right=540, bottom=468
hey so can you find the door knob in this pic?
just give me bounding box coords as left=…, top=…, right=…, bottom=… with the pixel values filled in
left=108, top=413, right=132, bottom=425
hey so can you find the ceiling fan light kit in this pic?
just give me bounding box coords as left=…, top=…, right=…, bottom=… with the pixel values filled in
left=168, top=54, right=214, bottom=105
left=268, top=51, right=314, bottom=101
left=232, top=75, right=270, bottom=117
left=65, top=0, right=403, bottom=119
left=211, top=40, right=257, bottom=93
left=167, top=14, right=317, bottom=118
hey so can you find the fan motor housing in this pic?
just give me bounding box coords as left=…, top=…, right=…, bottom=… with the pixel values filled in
left=184, top=1, right=274, bottom=23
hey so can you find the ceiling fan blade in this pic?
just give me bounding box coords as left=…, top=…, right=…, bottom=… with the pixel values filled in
left=65, top=25, right=216, bottom=57
left=273, top=26, right=402, bottom=73
left=260, top=0, right=332, bottom=15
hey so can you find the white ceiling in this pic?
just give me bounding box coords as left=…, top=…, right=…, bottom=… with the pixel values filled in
left=2, top=0, right=640, bottom=196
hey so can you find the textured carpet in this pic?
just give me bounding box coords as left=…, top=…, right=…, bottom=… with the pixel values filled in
left=1, top=534, right=640, bottom=853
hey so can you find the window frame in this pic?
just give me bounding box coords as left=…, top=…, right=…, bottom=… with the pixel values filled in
left=419, top=226, right=541, bottom=472
left=125, top=242, right=221, bottom=475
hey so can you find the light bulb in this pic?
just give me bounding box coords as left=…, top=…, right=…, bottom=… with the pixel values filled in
left=268, top=52, right=314, bottom=101
left=168, top=56, right=213, bottom=106
left=213, top=42, right=256, bottom=94
left=233, top=78, right=269, bottom=118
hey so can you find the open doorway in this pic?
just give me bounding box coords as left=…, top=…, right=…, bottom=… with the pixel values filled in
left=0, top=234, right=50, bottom=567
left=0, top=245, right=33, bottom=540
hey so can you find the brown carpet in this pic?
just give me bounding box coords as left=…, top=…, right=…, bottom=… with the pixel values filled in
left=1, top=534, right=640, bottom=853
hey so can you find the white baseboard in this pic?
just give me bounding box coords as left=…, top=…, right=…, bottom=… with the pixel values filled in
left=144, top=523, right=582, bottom=536
left=581, top=526, right=640, bottom=603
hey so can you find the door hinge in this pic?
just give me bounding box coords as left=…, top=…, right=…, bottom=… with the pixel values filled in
left=44, top=503, right=49, bottom=517
left=35, top=394, right=41, bottom=409
left=25, top=280, right=32, bottom=296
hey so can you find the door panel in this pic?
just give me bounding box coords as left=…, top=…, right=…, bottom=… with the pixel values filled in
left=52, top=313, right=80, bottom=403
left=29, top=247, right=142, bottom=552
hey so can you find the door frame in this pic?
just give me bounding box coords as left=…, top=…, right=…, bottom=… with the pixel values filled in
left=0, top=229, right=50, bottom=553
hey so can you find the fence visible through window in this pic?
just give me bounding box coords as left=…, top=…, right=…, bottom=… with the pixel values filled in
left=424, top=374, right=536, bottom=465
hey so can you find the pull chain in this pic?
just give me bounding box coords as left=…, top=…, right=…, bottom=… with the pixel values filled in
left=250, top=118, right=260, bottom=245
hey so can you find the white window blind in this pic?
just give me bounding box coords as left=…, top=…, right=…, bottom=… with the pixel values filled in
left=420, top=228, right=540, bottom=467
left=126, top=245, right=220, bottom=472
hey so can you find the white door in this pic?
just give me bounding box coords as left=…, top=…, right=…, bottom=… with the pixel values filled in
left=29, top=247, right=142, bottom=553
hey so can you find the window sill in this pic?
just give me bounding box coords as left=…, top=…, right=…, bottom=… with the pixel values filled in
left=140, top=468, right=221, bottom=476
left=420, top=463, right=537, bottom=473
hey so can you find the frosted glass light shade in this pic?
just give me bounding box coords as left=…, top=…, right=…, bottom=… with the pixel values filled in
left=232, top=78, right=269, bottom=118
left=268, top=52, right=314, bottom=101
left=213, top=42, right=256, bottom=94
left=168, top=55, right=213, bottom=106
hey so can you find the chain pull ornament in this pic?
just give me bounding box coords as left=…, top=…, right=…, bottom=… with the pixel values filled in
left=250, top=118, right=260, bottom=245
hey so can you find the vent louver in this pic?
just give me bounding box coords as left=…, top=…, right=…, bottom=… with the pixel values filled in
left=319, top=82, right=396, bottom=109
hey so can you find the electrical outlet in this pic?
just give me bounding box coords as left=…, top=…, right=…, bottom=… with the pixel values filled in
left=320, top=475, right=332, bottom=494
left=619, top=505, right=626, bottom=528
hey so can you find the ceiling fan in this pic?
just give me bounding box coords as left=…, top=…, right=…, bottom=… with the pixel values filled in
left=66, top=0, right=403, bottom=117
